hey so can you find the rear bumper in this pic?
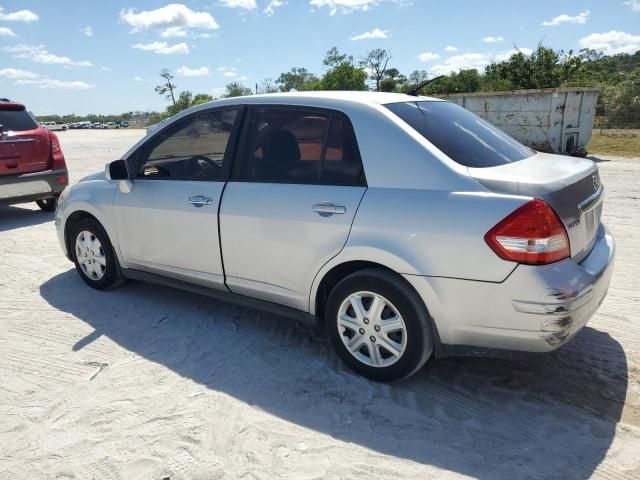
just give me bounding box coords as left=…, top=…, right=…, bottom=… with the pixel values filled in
left=0, top=168, right=68, bottom=205
left=405, top=224, right=615, bottom=353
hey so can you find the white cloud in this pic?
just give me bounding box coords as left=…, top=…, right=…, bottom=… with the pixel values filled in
left=219, top=0, right=257, bottom=9
left=430, top=48, right=534, bottom=75
left=81, top=26, right=93, bottom=37
left=218, top=66, right=239, bottom=77
left=430, top=52, right=491, bottom=75
left=494, top=47, right=533, bottom=62
left=264, top=0, right=285, bottom=15
left=444, top=45, right=458, bottom=52
left=624, top=0, right=640, bottom=12
left=418, top=51, right=440, bottom=62
left=161, top=26, right=187, bottom=37
left=310, top=0, right=381, bottom=15
left=482, top=36, right=504, bottom=43
left=177, top=66, right=211, bottom=77
left=2, top=44, right=93, bottom=67
left=0, top=68, right=39, bottom=80
left=0, top=7, right=38, bottom=23
left=132, top=41, right=189, bottom=55
left=0, top=68, right=93, bottom=89
left=350, top=27, right=389, bottom=40
left=16, top=78, right=94, bottom=89
left=120, top=4, right=219, bottom=34
left=134, top=76, right=143, bottom=81
left=542, top=10, right=589, bottom=26
left=0, top=26, right=15, bottom=36
left=579, top=30, right=640, bottom=55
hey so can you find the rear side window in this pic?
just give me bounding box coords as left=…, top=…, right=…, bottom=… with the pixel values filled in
left=385, top=101, right=534, bottom=168
left=239, top=107, right=364, bottom=186
left=0, top=110, right=38, bottom=132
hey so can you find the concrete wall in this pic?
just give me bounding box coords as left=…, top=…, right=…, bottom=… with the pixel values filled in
left=437, top=87, right=600, bottom=155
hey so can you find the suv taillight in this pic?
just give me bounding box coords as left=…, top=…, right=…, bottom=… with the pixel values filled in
left=484, top=199, right=570, bottom=265
left=48, top=130, right=67, bottom=171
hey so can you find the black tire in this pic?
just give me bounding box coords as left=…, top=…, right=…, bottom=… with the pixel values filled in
left=36, top=196, right=58, bottom=212
left=325, top=268, right=434, bottom=382
left=70, top=217, right=121, bottom=290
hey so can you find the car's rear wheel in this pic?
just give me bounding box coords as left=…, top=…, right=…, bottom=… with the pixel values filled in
left=325, top=268, right=434, bottom=382
left=36, top=196, right=58, bottom=212
left=70, top=218, right=121, bottom=290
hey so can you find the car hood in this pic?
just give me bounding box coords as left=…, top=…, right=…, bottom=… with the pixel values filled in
left=78, top=170, right=106, bottom=183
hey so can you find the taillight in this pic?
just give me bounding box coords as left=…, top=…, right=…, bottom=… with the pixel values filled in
left=48, top=131, right=66, bottom=170
left=484, top=199, right=570, bottom=265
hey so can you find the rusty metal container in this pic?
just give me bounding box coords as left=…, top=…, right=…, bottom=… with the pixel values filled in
left=437, top=87, right=600, bottom=156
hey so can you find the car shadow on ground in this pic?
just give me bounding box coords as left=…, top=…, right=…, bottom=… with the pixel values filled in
left=40, top=270, right=628, bottom=479
left=0, top=205, right=52, bottom=233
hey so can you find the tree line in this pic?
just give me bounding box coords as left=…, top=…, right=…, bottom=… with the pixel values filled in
left=38, top=44, right=640, bottom=127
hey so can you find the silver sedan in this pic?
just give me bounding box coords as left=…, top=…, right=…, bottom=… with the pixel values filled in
left=55, top=92, right=615, bottom=381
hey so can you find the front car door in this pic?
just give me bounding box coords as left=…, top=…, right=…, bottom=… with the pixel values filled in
left=219, top=106, right=367, bottom=311
left=113, top=107, right=242, bottom=289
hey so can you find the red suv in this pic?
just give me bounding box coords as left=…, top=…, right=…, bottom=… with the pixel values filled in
left=0, top=99, right=68, bottom=211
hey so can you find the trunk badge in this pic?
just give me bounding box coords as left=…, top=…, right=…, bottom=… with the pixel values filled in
left=592, top=175, right=599, bottom=191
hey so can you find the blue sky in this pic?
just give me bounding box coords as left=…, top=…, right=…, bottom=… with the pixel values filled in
left=1, top=0, right=639, bottom=115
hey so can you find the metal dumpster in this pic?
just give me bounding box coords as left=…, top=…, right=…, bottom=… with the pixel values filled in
left=437, top=87, right=600, bottom=156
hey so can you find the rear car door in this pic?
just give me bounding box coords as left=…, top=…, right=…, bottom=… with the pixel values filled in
left=113, top=107, right=242, bottom=289
left=219, top=106, right=366, bottom=311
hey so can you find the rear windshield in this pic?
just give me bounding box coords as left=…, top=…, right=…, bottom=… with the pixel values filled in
left=0, top=109, right=38, bottom=132
left=385, top=101, right=535, bottom=168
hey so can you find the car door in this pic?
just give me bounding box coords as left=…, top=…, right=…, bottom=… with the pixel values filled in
left=219, top=106, right=367, bottom=311
left=113, top=107, right=242, bottom=289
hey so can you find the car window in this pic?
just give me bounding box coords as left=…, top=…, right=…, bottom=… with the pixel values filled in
left=240, top=108, right=364, bottom=185
left=385, top=101, right=535, bottom=168
left=138, top=109, right=239, bottom=181
left=0, top=110, right=38, bottom=132
left=321, top=116, right=363, bottom=185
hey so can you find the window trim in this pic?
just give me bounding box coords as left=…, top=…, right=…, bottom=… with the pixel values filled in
left=230, top=104, right=367, bottom=187
left=130, top=106, right=246, bottom=183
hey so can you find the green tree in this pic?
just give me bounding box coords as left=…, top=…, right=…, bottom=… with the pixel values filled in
left=379, top=68, right=407, bottom=92
left=155, top=68, right=177, bottom=105
left=192, top=93, right=214, bottom=105
left=320, top=47, right=367, bottom=91
left=276, top=67, right=320, bottom=91
left=225, top=82, right=253, bottom=98
left=362, top=48, right=392, bottom=91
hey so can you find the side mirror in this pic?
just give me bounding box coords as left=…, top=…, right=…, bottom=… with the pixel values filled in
left=106, top=159, right=129, bottom=181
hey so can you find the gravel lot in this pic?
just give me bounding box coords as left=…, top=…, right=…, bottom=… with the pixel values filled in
left=1, top=129, right=639, bottom=479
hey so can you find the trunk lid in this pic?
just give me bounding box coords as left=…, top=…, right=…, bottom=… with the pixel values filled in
left=469, top=152, right=603, bottom=262
left=0, top=128, right=51, bottom=176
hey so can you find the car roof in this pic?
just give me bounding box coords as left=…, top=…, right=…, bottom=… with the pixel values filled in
left=211, top=91, right=442, bottom=107
left=0, top=99, right=26, bottom=111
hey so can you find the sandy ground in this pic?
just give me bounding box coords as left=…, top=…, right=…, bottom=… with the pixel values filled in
left=1, top=129, right=639, bottom=480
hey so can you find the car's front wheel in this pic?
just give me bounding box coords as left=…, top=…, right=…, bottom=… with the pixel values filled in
left=70, top=217, right=121, bottom=290
left=325, top=268, right=434, bottom=382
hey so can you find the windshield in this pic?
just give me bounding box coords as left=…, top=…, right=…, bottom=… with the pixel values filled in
left=386, top=101, right=535, bottom=168
left=0, top=109, right=38, bottom=132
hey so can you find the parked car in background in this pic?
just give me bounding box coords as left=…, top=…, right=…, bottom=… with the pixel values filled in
left=41, top=121, right=67, bottom=132
left=106, top=122, right=119, bottom=129
left=1, top=99, right=69, bottom=211
left=55, top=92, right=614, bottom=381
left=121, top=121, right=129, bottom=128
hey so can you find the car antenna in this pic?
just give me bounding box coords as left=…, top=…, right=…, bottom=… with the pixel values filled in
left=407, top=76, right=444, bottom=97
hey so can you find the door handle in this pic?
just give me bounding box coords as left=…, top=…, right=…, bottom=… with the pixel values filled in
left=188, top=195, right=213, bottom=207
left=312, top=202, right=346, bottom=216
